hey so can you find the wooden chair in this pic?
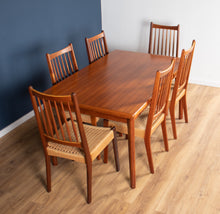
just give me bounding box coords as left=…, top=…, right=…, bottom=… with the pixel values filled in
left=85, top=30, right=109, bottom=64
left=29, top=86, right=120, bottom=203
left=46, top=43, right=79, bottom=85
left=46, top=43, right=99, bottom=125
left=149, top=22, right=180, bottom=57
left=169, top=40, right=196, bottom=139
left=107, top=59, right=175, bottom=173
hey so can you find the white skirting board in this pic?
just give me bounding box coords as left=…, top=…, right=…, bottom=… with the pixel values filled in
left=0, top=110, right=34, bottom=139
left=189, top=79, right=220, bottom=88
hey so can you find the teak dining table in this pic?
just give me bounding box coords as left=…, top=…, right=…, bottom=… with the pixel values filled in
left=44, top=50, right=178, bottom=189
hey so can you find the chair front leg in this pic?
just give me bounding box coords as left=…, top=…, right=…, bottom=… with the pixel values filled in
left=161, top=120, right=169, bottom=151
left=86, top=161, right=92, bottom=204
left=144, top=136, right=154, bottom=174
left=182, top=94, right=188, bottom=123
left=170, top=105, right=177, bottom=139
left=52, top=156, right=58, bottom=165
left=103, top=119, right=109, bottom=163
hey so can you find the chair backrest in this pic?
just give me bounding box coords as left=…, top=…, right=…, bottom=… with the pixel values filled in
left=146, top=59, right=175, bottom=134
left=46, top=43, right=79, bottom=85
left=172, top=40, right=196, bottom=102
left=85, top=30, right=109, bottom=64
left=148, top=22, right=180, bottom=57
left=29, top=86, right=90, bottom=159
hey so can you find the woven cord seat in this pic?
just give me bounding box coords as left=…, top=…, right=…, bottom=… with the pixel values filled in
left=29, top=86, right=120, bottom=203
left=47, top=121, right=114, bottom=162
left=109, top=108, right=165, bottom=139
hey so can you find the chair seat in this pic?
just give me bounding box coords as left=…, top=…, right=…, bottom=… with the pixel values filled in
left=108, top=107, right=165, bottom=139
left=108, top=108, right=149, bottom=138
left=47, top=122, right=114, bottom=163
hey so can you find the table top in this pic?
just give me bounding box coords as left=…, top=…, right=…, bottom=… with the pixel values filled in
left=45, top=50, right=177, bottom=121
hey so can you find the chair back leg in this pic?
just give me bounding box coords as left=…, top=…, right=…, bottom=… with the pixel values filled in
left=161, top=120, right=169, bottom=151
left=144, top=136, right=154, bottom=173
left=182, top=95, right=188, bottom=123
left=112, top=127, right=120, bottom=171
left=45, top=155, right=52, bottom=192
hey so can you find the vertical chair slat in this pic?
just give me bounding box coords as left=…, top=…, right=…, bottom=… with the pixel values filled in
left=97, top=39, right=102, bottom=57
left=54, top=59, right=60, bottom=82
left=161, top=29, right=164, bottom=55
left=169, top=30, right=171, bottom=56
left=92, top=42, right=96, bottom=59
left=54, top=101, right=66, bottom=140
left=91, top=43, right=96, bottom=62
left=61, top=55, right=68, bottom=77
left=101, top=38, right=105, bottom=56
left=95, top=40, right=99, bottom=58
left=60, top=102, right=72, bottom=141
left=165, top=30, right=168, bottom=56
left=67, top=102, right=79, bottom=142
left=101, top=39, right=105, bottom=55
left=95, top=40, right=100, bottom=58
left=67, top=52, right=74, bottom=75
left=157, top=78, right=163, bottom=113
left=92, top=42, right=98, bottom=60
left=57, top=56, right=64, bottom=80
left=48, top=100, right=59, bottom=138
left=157, top=29, right=160, bottom=55
left=54, top=59, right=61, bottom=81
left=153, top=28, right=157, bottom=54
left=159, top=78, right=164, bottom=110
left=42, top=99, right=54, bottom=137
left=91, top=42, right=96, bottom=61
left=37, top=97, right=49, bottom=135
left=182, top=57, right=188, bottom=86
left=172, top=31, right=175, bottom=57
left=51, top=60, right=59, bottom=83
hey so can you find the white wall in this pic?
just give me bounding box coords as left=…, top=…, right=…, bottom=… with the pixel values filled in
left=101, top=0, right=220, bottom=87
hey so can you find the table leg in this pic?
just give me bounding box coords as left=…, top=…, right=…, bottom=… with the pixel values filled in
left=127, top=118, right=136, bottom=188
left=103, top=119, right=109, bottom=163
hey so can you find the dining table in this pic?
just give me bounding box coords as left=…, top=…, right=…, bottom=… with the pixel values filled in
left=44, top=49, right=179, bottom=189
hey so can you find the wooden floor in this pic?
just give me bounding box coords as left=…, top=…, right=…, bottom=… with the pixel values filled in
left=0, top=84, right=220, bottom=214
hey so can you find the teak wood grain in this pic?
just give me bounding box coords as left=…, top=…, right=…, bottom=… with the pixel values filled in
left=44, top=50, right=179, bottom=188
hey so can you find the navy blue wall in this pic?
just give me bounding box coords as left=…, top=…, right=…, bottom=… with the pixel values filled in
left=0, top=0, right=102, bottom=130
